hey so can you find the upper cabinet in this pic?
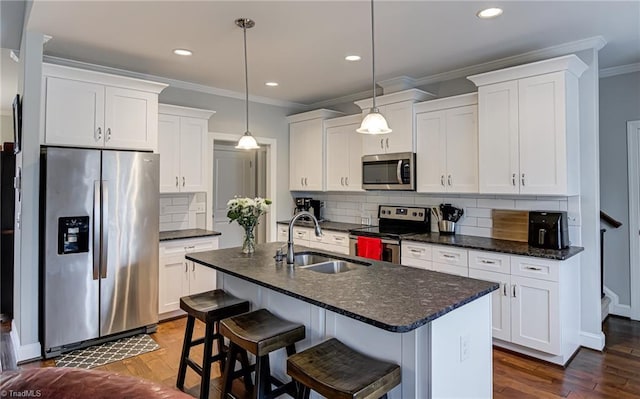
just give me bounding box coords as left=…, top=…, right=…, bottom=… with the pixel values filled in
left=468, top=55, right=587, bottom=196
left=42, top=64, right=167, bottom=151
left=354, top=89, right=435, bottom=156
left=288, top=109, right=342, bottom=191
left=158, top=104, right=215, bottom=193
left=325, top=114, right=363, bottom=192
left=415, top=94, right=478, bottom=193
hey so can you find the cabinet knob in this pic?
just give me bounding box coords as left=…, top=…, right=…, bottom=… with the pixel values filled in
left=385, top=138, right=389, bottom=149
left=503, top=283, right=507, bottom=296
left=512, top=284, right=517, bottom=298
left=182, top=177, right=186, bottom=187
left=304, top=177, right=308, bottom=186
left=184, top=262, right=188, bottom=273
left=301, top=178, right=304, bottom=186
left=175, top=176, right=179, bottom=188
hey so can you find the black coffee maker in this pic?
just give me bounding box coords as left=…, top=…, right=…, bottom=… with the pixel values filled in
left=528, top=211, right=569, bottom=249
left=294, top=197, right=311, bottom=214
left=294, top=197, right=323, bottom=221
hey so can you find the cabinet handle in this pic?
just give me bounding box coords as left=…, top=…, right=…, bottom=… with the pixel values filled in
left=380, top=139, right=384, bottom=149
left=182, top=177, right=186, bottom=187
left=334, top=237, right=344, bottom=241
left=410, top=248, right=423, bottom=254
left=192, top=263, right=195, bottom=272
left=96, top=127, right=102, bottom=141
left=341, top=177, right=344, bottom=186
left=512, top=173, right=516, bottom=186
left=521, top=173, right=525, bottom=186
left=448, top=174, right=452, bottom=186
left=304, top=177, right=308, bottom=186
left=184, top=245, right=195, bottom=250
left=385, top=138, right=389, bottom=149
left=107, top=128, right=112, bottom=141
left=345, top=177, right=349, bottom=186
left=301, top=178, right=304, bottom=186
left=440, top=175, right=445, bottom=186
left=512, top=284, right=517, bottom=298
left=175, top=176, right=179, bottom=188
left=503, top=283, right=507, bottom=296
left=481, top=260, right=496, bottom=264
left=184, top=262, right=188, bottom=273
left=525, top=266, right=543, bottom=271
left=442, top=254, right=456, bottom=259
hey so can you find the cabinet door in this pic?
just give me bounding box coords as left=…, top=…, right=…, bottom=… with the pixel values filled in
left=158, top=114, right=181, bottom=193
left=446, top=105, right=478, bottom=193
left=510, top=275, right=560, bottom=355
left=302, top=120, right=324, bottom=191
left=383, top=101, right=414, bottom=153
left=277, top=224, right=289, bottom=242
left=432, top=262, right=468, bottom=277
left=346, top=126, right=363, bottom=191
left=518, top=72, right=567, bottom=195
left=45, top=77, right=105, bottom=147
left=326, top=125, right=350, bottom=191
left=416, top=110, right=447, bottom=193
left=158, top=253, right=190, bottom=314
left=468, top=269, right=511, bottom=342
left=361, top=133, right=387, bottom=156
left=289, top=121, right=308, bottom=190
left=190, top=262, right=217, bottom=295
left=104, top=86, right=157, bottom=150
left=180, top=116, right=208, bottom=192
left=478, top=81, right=520, bottom=194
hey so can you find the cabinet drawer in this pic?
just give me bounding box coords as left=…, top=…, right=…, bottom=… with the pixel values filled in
left=323, top=231, right=350, bottom=247
left=433, top=262, right=468, bottom=277
left=510, top=256, right=559, bottom=282
left=402, top=242, right=432, bottom=262
left=277, top=224, right=289, bottom=241
left=293, top=227, right=311, bottom=242
left=312, top=242, right=350, bottom=255
left=469, top=250, right=511, bottom=274
left=402, top=258, right=432, bottom=270
left=161, top=236, right=219, bottom=255
left=432, top=245, right=468, bottom=267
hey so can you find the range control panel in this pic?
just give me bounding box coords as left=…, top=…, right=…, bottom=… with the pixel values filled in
left=378, top=206, right=428, bottom=222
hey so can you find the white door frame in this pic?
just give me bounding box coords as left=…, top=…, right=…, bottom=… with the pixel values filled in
left=206, top=132, right=277, bottom=242
left=628, top=120, right=640, bottom=321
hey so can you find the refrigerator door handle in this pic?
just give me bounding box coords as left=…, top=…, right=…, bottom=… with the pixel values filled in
left=93, top=181, right=101, bottom=280
left=100, top=181, right=109, bottom=279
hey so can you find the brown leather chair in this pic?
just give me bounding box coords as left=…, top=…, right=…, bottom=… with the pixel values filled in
left=0, top=367, right=194, bottom=399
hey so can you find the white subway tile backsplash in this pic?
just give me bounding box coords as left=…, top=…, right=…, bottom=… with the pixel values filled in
left=515, top=199, right=561, bottom=211
left=458, top=226, right=492, bottom=237
left=442, top=197, right=477, bottom=208
left=164, top=205, right=189, bottom=214
left=465, top=207, right=492, bottom=218
left=477, top=198, right=516, bottom=209
left=172, top=214, right=188, bottom=222
left=160, top=193, right=202, bottom=232
left=477, top=218, right=493, bottom=228
left=172, top=197, right=189, bottom=205
left=459, top=217, right=478, bottom=226
left=159, top=215, right=173, bottom=223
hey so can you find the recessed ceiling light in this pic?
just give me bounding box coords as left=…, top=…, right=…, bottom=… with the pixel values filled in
left=477, top=7, right=503, bottom=19
left=173, top=48, right=193, bottom=56
left=265, top=82, right=279, bottom=87
left=345, top=55, right=361, bottom=62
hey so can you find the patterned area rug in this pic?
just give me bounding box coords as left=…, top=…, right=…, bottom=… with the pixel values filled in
left=54, top=334, right=159, bottom=369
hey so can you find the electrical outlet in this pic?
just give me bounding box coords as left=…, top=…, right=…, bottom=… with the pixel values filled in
left=361, top=217, right=371, bottom=225
left=460, top=335, right=470, bottom=362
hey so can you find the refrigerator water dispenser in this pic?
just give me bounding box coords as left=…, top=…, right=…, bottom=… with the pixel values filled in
left=58, top=216, right=89, bottom=254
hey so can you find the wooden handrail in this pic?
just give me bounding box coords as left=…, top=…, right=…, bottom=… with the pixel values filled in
left=600, top=210, right=622, bottom=228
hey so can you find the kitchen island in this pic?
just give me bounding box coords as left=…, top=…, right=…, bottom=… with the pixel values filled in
left=188, top=242, right=498, bottom=399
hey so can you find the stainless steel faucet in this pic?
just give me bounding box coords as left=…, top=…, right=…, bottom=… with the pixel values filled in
left=287, top=211, right=322, bottom=264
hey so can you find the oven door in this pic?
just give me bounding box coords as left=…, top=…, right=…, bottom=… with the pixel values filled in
left=349, top=236, right=400, bottom=264
left=362, top=152, right=415, bottom=191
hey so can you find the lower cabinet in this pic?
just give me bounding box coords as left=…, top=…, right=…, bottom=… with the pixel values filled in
left=276, top=224, right=349, bottom=255
left=158, top=236, right=219, bottom=319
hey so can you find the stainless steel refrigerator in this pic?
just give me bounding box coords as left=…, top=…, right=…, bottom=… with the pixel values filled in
left=40, top=146, right=159, bottom=358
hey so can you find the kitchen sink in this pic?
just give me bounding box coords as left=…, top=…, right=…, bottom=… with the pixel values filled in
left=293, top=252, right=371, bottom=274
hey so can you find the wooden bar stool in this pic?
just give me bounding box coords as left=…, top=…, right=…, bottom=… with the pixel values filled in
left=176, top=289, right=252, bottom=399
left=286, top=338, right=401, bottom=399
left=220, top=308, right=306, bottom=399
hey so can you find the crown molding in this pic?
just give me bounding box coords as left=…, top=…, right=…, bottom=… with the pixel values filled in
left=42, top=55, right=307, bottom=110
left=306, top=88, right=378, bottom=110
left=599, top=63, right=640, bottom=78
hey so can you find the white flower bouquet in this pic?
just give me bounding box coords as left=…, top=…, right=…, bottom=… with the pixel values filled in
left=227, top=197, right=272, bottom=253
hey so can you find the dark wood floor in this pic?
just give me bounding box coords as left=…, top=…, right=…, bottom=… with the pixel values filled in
left=14, top=316, right=640, bottom=398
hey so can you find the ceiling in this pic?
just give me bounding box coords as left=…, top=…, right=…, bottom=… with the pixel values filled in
left=14, top=1, right=640, bottom=106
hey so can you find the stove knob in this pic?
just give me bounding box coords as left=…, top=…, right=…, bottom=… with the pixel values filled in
left=412, top=212, right=417, bottom=217
left=419, top=212, right=424, bottom=217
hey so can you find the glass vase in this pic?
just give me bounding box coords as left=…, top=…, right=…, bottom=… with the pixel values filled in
left=242, top=225, right=256, bottom=254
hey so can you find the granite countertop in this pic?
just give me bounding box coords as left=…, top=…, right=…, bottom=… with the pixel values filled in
left=402, top=233, right=584, bottom=261
left=159, top=229, right=222, bottom=242
left=187, top=242, right=498, bottom=333
left=277, top=219, right=370, bottom=233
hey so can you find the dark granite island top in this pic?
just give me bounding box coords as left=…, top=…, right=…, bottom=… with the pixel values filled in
left=403, top=233, right=584, bottom=260
left=159, top=229, right=222, bottom=242
left=187, top=242, right=498, bottom=333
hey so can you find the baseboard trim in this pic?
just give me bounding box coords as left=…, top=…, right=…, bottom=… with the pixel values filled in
left=579, top=330, right=606, bottom=351
left=603, top=286, right=631, bottom=317
left=10, top=321, right=42, bottom=363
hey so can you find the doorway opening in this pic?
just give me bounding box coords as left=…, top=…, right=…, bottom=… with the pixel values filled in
left=211, top=141, right=268, bottom=249
left=628, top=120, right=640, bottom=321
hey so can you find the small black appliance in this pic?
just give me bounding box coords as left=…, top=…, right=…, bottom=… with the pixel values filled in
left=528, top=211, right=569, bottom=249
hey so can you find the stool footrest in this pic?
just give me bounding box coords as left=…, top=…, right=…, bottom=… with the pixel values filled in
left=185, top=358, right=203, bottom=377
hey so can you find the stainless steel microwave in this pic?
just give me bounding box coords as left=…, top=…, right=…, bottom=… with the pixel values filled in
left=361, top=152, right=415, bottom=190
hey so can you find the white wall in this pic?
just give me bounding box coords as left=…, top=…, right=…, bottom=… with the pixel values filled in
left=599, top=71, right=640, bottom=306
left=0, top=114, right=13, bottom=145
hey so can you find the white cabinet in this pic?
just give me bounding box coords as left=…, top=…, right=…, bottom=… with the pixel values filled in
left=354, top=89, right=435, bottom=156
left=277, top=224, right=350, bottom=255
left=325, top=115, right=363, bottom=192
left=288, top=109, right=342, bottom=191
left=42, top=64, right=167, bottom=151
left=400, top=242, right=469, bottom=276
left=401, top=241, right=433, bottom=270
left=468, top=55, right=587, bottom=195
left=158, top=236, right=219, bottom=318
left=158, top=105, right=215, bottom=193
left=468, top=250, right=580, bottom=364
left=415, top=94, right=478, bottom=193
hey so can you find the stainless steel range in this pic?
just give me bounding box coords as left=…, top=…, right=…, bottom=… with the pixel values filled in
left=349, top=205, right=431, bottom=263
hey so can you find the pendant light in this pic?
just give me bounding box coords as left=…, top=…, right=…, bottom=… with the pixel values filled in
left=235, top=18, right=260, bottom=150
left=357, top=0, right=391, bottom=135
